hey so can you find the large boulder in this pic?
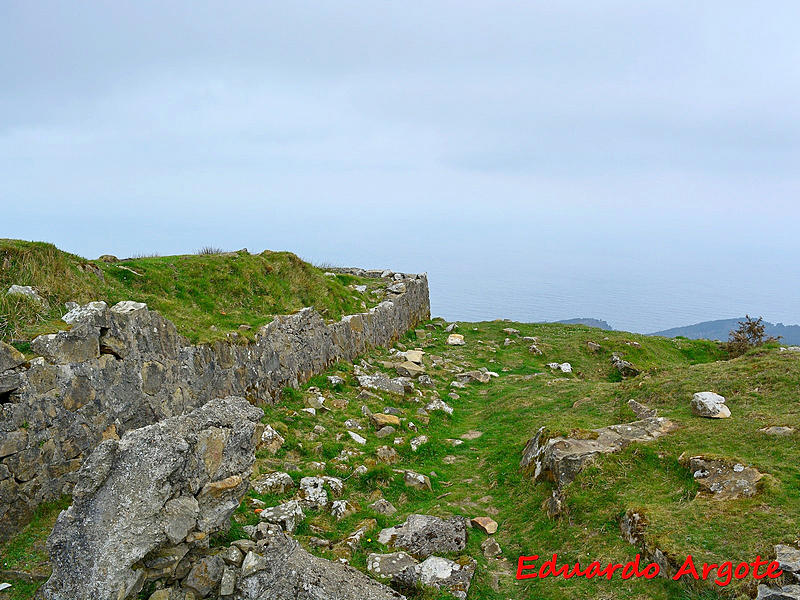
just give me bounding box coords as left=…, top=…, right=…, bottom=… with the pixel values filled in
left=40, top=396, right=263, bottom=600
left=378, top=514, right=467, bottom=559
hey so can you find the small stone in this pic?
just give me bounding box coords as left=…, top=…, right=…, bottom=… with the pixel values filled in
left=370, top=413, right=401, bottom=429
left=410, top=435, right=429, bottom=452
left=348, top=431, right=367, bottom=445
left=481, top=537, right=502, bottom=558
left=376, top=445, right=400, bottom=464
left=260, top=425, right=285, bottom=454
left=368, top=498, right=397, bottom=515
left=252, top=472, right=294, bottom=495
left=471, top=516, right=498, bottom=534
left=691, top=392, right=731, bottom=419
left=327, top=375, right=345, bottom=386
left=375, top=426, right=396, bottom=438
left=446, top=334, right=465, bottom=346
left=403, top=471, right=432, bottom=491
left=760, top=426, right=795, bottom=436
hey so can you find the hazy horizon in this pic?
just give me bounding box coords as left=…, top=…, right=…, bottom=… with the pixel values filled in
left=2, top=2, right=799, bottom=332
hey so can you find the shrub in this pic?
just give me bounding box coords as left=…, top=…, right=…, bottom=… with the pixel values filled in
left=726, top=315, right=779, bottom=357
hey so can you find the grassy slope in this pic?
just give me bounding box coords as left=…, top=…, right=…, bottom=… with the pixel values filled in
left=0, top=239, right=378, bottom=345
left=2, top=318, right=797, bottom=599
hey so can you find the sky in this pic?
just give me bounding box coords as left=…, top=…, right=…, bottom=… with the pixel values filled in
left=2, top=1, right=799, bottom=332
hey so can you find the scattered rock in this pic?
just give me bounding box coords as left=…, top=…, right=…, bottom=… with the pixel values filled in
left=348, top=431, right=367, bottom=445
left=298, top=477, right=329, bottom=509
left=376, top=446, right=400, bottom=464
left=327, top=375, right=345, bottom=386
left=260, top=425, right=285, bottom=454
left=358, top=374, right=406, bottom=396
left=331, top=500, right=357, bottom=520
left=260, top=500, right=305, bottom=532
left=395, top=361, right=425, bottom=378
left=470, top=516, right=498, bottom=534
left=375, top=426, right=396, bottom=439
left=446, top=334, right=465, bottom=346
left=370, top=413, right=401, bottom=429
left=368, top=498, right=397, bottom=515
left=611, top=354, right=640, bottom=377
left=7, top=284, right=44, bottom=304
left=410, top=435, right=428, bottom=452
left=760, top=426, right=795, bottom=436
left=547, top=362, right=572, bottom=373
left=691, top=392, right=731, bottom=419
left=460, top=430, right=483, bottom=441
left=481, top=537, right=502, bottom=558
left=628, top=399, right=657, bottom=419
left=252, top=472, right=295, bottom=495
left=587, top=341, right=601, bottom=353
left=403, top=471, right=432, bottom=491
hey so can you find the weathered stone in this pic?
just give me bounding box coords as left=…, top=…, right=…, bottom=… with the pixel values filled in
left=756, top=585, right=800, bottom=599
left=686, top=456, right=763, bottom=500
left=235, top=525, right=403, bottom=599
left=521, top=417, right=678, bottom=486
left=403, top=471, right=432, bottom=492
left=298, top=476, right=329, bottom=509
left=446, top=334, right=465, bottom=345
left=40, top=397, right=262, bottom=600
left=163, top=496, right=199, bottom=544
left=370, top=413, right=401, bottom=429
left=259, top=425, right=285, bottom=454
left=62, top=301, right=109, bottom=327
left=331, top=499, right=356, bottom=520
left=219, top=566, right=236, bottom=596
left=358, top=374, right=406, bottom=396
left=410, top=436, right=428, bottom=452
left=378, top=514, right=467, bottom=559
left=259, top=500, right=304, bottom=532
left=368, top=498, right=397, bottom=516
left=348, top=430, right=367, bottom=445
left=375, top=426, right=396, bottom=438
left=376, top=446, right=400, bottom=464
left=760, top=426, right=795, bottom=436
left=0, top=341, right=25, bottom=373
left=481, top=537, right=502, bottom=558
left=454, top=370, right=491, bottom=384
left=251, top=472, right=294, bottom=495
left=0, top=430, right=27, bottom=458
left=395, top=361, right=425, bottom=378
left=394, top=556, right=476, bottom=600
left=31, top=325, right=100, bottom=364
left=7, top=284, right=44, bottom=303
left=628, top=399, right=657, bottom=419
left=183, top=555, right=224, bottom=597
left=471, top=516, right=498, bottom=534
left=424, top=398, right=453, bottom=416
left=367, top=552, right=418, bottom=580
left=775, top=544, right=800, bottom=580
left=691, top=392, right=731, bottom=418
left=611, top=354, right=640, bottom=377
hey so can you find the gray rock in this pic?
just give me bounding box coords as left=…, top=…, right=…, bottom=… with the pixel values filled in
left=0, top=341, right=25, bottom=373
left=7, top=284, right=44, bottom=303
left=40, top=396, right=262, bottom=600
left=686, top=456, right=763, bottom=500
left=259, top=500, right=304, bottom=532
left=611, top=354, right=640, bottom=377
left=691, top=391, right=731, bottom=418
left=31, top=324, right=100, bottom=364
left=760, top=426, right=795, bottom=436
left=357, top=374, right=407, bottom=396
left=251, top=472, right=294, bottom=495
left=375, top=426, right=396, bottom=438
left=481, top=537, right=502, bottom=558
left=521, top=418, right=678, bottom=487
left=220, top=566, right=237, bottom=596
left=775, top=544, right=800, bottom=580
left=233, top=524, right=404, bottom=599
left=378, top=514, right=467, bottom=559
left=424, top=398, right=453, bottom=416
left=368, top=498, right=397, bottom=516
left=298, top=476, right=329, bottom=508
left=757, top=585, right=800, bottom=600
left=367, top=552, right=418, bottom=579
left=393, top=556, right=476, bottom=600
left=628, top=399, right=657, bottom=419
left=184, top=554, right=224, bottom=597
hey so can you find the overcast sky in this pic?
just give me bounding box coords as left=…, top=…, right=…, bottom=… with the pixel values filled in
left=2, top=2, right=799, bottom=331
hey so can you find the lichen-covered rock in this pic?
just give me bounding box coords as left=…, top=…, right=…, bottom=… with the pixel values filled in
left=756, top=585, right=800, bottom=599
left=393, top=556, right=476, bottom=600
left=259, top=425, right=284, bottom=454
left=378, top=514, right=467, bottom=559
left=233, top=524, right=405, bottom=599
left=367, top=552, right=418, bottom=580
left=258, top=500, right=304, bottom=532
left=611, top=354, right=640, bottom=377
left=358, top=374, right=406, bottom=396
left=251, top=472, right=294, bottom=495
left=685, top=456, right=763, bottom=500
left=520, top=417, right=678, bottom=486
left=403, top=471, right=432, bottom=491
left=39, top=396, right=262, bottom=600
left=31, top=324, right=100, bottom=364
left=0, top=340, right=25, bottom=373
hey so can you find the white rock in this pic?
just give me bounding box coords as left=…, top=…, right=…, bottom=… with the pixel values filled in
left=691, top=392, right=731, bottom=419
left=111, top=300, right=147, bottom=313
left=446, top=334, right=465, bottom=346
left=7, top=285, right=44, bottom=303
left=348, top=430, right=367, bottom=445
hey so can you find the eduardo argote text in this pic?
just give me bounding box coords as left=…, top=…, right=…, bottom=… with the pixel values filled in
left=517, top=553, right=784, bottom=587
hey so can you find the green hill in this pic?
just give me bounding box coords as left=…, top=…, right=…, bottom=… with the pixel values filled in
left=0, top=239, right=378, bottom=345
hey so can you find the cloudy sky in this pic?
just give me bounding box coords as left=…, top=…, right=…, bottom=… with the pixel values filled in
left=2, top=2, right=799, bottom=331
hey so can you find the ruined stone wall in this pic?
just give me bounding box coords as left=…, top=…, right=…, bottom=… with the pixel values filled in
left=0, top=271, right=430, bottom=541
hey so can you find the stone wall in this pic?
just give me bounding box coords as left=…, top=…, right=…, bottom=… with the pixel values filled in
left=0, top=271, right=430, bottom=541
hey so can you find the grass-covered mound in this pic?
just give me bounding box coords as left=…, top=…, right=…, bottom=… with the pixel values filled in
left=0, top=239, right=378, bottom=345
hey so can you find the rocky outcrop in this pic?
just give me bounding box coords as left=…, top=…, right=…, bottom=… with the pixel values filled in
left=683, top=455, right=764, bottom=500
left=521, top=417, right=678, bottom=517
left=39, top=396, right=263, bottom=600
left=0, top=271, right=429, bottom=539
